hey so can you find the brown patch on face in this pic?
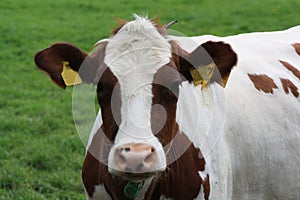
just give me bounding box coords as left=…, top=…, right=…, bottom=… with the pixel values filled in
left=151, top=64, right=181, bottom=146
left=280, top=78, right=299, bottom=97
left=293, top=43, right=300, bottom=56
left=279, top=60, right=300, bottom=80
left=248, top=74, right=278, bottom=94
left=85, top=41, right=121, bottom=142
left=97, top=67, right=121, bottom=142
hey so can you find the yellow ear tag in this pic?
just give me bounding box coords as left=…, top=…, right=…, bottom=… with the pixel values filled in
left=189, top=63, right=215, bottom=89
left=61, top=61, right=82, bottom=86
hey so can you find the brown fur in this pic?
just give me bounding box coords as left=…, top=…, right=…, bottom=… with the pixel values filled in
left=280, top=60, right=300, bottom=80
left=169, top=40, right=238, bottom=87
left=248, top=74, right=278, bottom=94
left=34, top=43, right=87, bottom=89
left=292, top=43, right=300, bottom=56
left=280, top=78, right=299, bottom=97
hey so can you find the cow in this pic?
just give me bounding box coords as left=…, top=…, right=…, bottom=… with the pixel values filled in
left=34, top=15, right=300, bottom=200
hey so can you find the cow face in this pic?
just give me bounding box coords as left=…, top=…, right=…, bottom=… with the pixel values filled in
left=34, top=15, right=237, bottom=181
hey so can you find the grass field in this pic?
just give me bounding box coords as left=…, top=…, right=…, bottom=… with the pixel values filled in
left=0, top=0, right=299, bottom=199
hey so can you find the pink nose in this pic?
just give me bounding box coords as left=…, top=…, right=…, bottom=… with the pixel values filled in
left=114, top=143, right=157, bottom=173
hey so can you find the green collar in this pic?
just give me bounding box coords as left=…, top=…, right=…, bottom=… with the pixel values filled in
left=123, top=181, right=143, bottom=199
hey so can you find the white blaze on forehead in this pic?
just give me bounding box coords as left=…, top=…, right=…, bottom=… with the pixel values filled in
left=104, top=15, right=171, bottom=136
left=104, top=15, right=171, bottom=171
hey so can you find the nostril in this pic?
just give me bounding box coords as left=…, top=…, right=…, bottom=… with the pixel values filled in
left=124, top=147, right=131, bottom=152
left=151, top=147, right=155, bottom=153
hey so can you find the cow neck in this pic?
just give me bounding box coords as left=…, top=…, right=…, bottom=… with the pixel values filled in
left=155, top=132, right=207, bottom=199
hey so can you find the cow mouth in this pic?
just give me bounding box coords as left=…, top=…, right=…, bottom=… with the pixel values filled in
left=113, top=170, right=157, bottom=181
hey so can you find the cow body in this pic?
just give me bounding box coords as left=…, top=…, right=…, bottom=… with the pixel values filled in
left=34, top=16, right=300, bottom=200
left=173, top=26, right=300, bottom=199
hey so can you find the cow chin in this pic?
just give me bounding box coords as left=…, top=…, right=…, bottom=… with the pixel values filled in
left=111, top=170, right=161, bottom=181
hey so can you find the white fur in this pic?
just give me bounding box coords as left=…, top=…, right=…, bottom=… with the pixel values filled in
left=104, top=15, right=171, bottom=173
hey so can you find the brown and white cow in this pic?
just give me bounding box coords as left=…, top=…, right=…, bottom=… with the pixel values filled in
left=34, top=15, right=300, bottom=199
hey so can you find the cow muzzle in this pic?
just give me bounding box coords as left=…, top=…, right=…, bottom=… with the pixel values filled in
left=113, top=143, right=158, bottom=180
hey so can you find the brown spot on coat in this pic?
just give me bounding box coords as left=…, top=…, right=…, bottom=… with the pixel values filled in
left=248, top=74, right=278, bottom=94
left=280, top=78, right=299, bottom=97
left=280, top=60, right=300, bottom=80
left=293, top=43, right=300, bottom=56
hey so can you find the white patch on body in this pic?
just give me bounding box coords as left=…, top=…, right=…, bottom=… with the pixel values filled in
left=104, top=15, right=171, bottom=173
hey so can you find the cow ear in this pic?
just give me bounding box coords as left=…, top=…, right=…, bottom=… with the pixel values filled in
left=178, top=41, right=237, bottom=89
left=34, top=43, right=98, bottom=89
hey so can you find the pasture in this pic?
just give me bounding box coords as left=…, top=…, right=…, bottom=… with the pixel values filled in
left=0, top=0, right=299, bottom=199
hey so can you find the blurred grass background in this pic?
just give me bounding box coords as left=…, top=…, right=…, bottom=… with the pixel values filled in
left=0, top=0, right=299, bottom=199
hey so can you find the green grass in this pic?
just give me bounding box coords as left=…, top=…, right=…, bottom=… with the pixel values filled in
left=0, top=0, right=299, bottom=199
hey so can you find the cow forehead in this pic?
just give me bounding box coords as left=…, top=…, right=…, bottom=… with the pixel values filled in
left=104, top=16, right=171, bottom=84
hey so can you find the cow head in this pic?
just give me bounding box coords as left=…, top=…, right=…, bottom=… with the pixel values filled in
left=34, top=15, right=237, bottom=182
